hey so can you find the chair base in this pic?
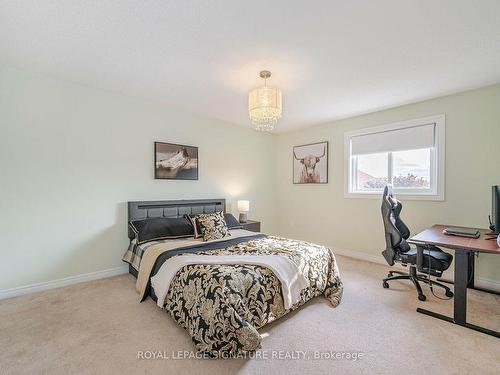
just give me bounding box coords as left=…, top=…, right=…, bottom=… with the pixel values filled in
left=383, top=266, right=454, bottom=301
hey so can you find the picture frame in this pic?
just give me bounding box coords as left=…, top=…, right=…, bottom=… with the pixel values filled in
left=154, top=142, right=199, bottom=180
left=293, top=141, right=328, bottom=184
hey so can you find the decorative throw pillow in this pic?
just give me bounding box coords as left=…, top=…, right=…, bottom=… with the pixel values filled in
left=129, top=217, right=194, bottom=244
left=224, top=213, right=243, bottom=229
left=186, top=213, right=204, bottom=239
left=196, top=211, right=230, bottom=241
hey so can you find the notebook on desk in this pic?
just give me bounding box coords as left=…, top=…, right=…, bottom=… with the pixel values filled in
left=443, top=227, right=480, bottom=238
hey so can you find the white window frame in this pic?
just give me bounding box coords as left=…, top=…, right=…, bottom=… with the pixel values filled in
left=344, top=114, right=445, bottom=201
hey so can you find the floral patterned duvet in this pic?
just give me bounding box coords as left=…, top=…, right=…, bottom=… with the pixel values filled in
left=154, top=235, right=343, bottom=357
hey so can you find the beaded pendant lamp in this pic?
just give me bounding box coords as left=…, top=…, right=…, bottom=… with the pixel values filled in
left=248, top=70, right=282, bottom=131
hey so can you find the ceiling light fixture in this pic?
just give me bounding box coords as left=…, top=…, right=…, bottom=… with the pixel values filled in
left=248, top=70, right=282, bottom=131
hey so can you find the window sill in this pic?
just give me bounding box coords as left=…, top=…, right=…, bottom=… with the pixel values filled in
left=344, top=191, right=444, bottom=201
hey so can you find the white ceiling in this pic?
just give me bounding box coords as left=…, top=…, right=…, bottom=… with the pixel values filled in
left=1, top=1, right=499, bottom=132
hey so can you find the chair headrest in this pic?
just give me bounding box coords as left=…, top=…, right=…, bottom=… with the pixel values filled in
left=383, top=185, right=398, bottom=208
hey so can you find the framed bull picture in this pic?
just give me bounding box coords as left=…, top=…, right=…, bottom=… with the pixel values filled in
left=293, top=141, right=328, bottom=184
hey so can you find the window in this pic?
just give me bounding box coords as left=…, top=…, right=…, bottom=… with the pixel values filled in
left=355, top=152, right=389, bottom=191
left=345, top=115, right=445, bottom=200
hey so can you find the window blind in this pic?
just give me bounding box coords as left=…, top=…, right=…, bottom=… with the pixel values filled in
left=350, top=123, right=435, bottom=155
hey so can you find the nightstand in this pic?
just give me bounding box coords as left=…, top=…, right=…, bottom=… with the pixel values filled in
left=240, top=220, right=261, bottom=232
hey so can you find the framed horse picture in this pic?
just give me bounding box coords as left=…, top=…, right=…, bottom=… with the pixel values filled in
left=293, top=141, right=328, bottom=184
left=154, top=142, right=199, bottom=180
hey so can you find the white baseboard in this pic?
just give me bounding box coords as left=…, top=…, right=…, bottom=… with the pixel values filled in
left=334, top=247, right=388, bottom=266
left=334, top=247, right=500, bottom=292
left=0, top=266, right=128, bottom=301
left=475, top=277, right=500, bottom=292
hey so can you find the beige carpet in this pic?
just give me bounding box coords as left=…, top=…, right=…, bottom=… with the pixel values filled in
left=1, top=255, right=499, bottom=375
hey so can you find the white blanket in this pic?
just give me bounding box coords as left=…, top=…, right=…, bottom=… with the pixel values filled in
left=151, top=254, right=310, bottom=310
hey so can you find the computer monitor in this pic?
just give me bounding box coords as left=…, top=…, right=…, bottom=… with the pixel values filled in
left=490, top=185, right=500, bottom=234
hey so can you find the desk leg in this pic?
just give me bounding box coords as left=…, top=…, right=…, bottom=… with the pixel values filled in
left=416, top=249, right=500, bottom=338
left=453, top=251, right=468, bottom=325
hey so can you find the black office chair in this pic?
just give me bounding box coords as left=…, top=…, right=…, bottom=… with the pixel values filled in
left=381, top=186, right=454, bottom=301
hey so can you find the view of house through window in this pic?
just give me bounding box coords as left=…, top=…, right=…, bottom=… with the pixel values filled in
left=355, top=148, right=431, bottom=191
left=356, top=152, right=388, bottom=190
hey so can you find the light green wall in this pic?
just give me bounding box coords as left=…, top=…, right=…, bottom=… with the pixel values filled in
left=275, top=84, right=500, bottom=283
left=0, top=67, right=277, bottom=290
left=1, top=66, right=499, bottom=291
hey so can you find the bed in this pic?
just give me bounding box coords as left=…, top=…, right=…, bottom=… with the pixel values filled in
left=123, top=199, right=343, bottom=357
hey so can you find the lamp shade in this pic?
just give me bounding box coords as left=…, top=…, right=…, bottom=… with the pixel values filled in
left=248, top=87, right=282, bottom=131
left=237, top=200, right=250, bottom=212
left=248, top=70, right=282, bottom=132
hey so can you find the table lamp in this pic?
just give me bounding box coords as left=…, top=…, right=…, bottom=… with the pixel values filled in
left=237, top=200, right=250, bottom=223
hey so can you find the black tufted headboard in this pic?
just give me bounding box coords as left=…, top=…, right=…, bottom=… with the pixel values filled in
left=127, top=199, right=226, bottom=239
